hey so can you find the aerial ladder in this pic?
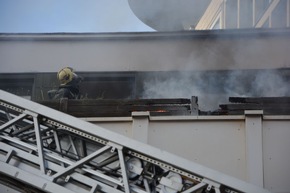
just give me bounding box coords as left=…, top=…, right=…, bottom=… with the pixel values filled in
left=0, top=90, right=271, bottom=193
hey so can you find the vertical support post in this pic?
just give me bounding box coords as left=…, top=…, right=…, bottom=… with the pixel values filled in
left=33, top=114, right=46, bottom=174
left=191, top=96, right=199, bottom=115
left=237, top=0, right=240, bottom=28
left=222, top=0, right=226, bottom=29
left=107, top=141, right=131, bottom=192
left=245, top=110, right=264, bottom=187
left=53, top=130, right=62, bottom=153
left=53, top=130, right=65, bottom=167
left=269, top=13, right=272, bottom=28
left=253, top=0, right=256, bottom=27
left=117, top=148, right=131, bottom=193
left=287, top=0, right=290, bottom=27
left=132, top=112, right=149, bottom=144
left=79, top=139, right=87, bottom=158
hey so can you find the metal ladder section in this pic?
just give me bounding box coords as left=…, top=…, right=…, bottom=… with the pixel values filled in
left=0, top=90, right=270, bottom=193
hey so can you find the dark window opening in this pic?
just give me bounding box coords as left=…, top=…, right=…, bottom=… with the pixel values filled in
left=79, top=76, right=135, bottom=99
left=0, top=76, right=34, bottom=100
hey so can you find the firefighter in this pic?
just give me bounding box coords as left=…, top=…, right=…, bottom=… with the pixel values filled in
left=50, top=67, right=83, bottom=99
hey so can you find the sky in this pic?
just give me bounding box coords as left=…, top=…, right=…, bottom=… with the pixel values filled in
left=0, top=0, right=155, bottom=33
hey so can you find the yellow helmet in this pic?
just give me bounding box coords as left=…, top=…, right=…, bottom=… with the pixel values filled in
left=57, top=67, right=74, bottom=85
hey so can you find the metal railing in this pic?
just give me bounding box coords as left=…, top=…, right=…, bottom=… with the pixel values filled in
left=195, top=0, right=289, bottom=30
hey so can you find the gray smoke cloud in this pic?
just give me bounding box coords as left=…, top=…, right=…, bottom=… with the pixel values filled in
left=250, top=70, right=289, bottom=96
left=141, top=69, right=289, bottom=111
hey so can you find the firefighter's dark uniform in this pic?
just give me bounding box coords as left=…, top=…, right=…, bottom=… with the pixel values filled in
left=53, top=81, right=81, bottom=99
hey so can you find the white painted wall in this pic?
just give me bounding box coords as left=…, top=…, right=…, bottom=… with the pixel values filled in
left=1, top=30, right=290, bottom=73
left=85, top=113, right=290, bottom=193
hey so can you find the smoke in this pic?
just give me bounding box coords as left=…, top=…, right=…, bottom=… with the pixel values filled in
left=140, top=69, right=289, bottom=111
left=251, top=70, right=289, bottom=96
left=142, top=73, right=200, bottom=98
left=141, top=71, right=224, bottom=111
